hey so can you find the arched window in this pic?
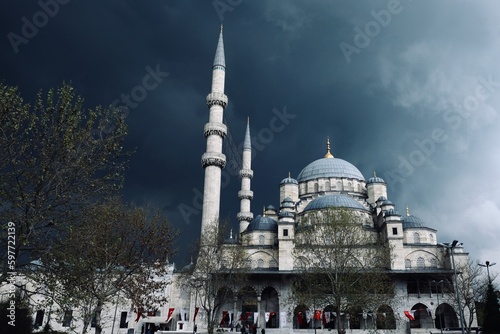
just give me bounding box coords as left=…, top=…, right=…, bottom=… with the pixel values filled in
left=413, top=232, right=420, bottom=243
left=269, top=259, right=277, bottom=268
left=430, top=258, right=438, bottom=268
left=259, top=235, right=265, bottom=245
left=314, top=182, right=319, bottom=193
left=405, top=259, right=412, bottom=269
left=417, top=257, right=425, bottom=269
left=257, top=259, right=264, bottom=268
left=336, top=181, right=342, bottom=190
left=325, top=181, right=330, bottom=191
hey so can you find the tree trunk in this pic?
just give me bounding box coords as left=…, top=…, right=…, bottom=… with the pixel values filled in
left=94, top=301, right=104, bottom=334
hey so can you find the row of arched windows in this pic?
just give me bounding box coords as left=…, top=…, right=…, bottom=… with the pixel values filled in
left=405, top=257, right=438, bottom=269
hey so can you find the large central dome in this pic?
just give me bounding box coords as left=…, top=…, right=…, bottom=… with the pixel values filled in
left=297, top=157, right=365, bottom=182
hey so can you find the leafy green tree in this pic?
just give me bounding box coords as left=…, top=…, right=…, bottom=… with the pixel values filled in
left=482, top=282, right=500, bottom=334
left=292, top=208, right=394, bottom=334
left=30, top=197, right=177, bottom=334
left=0, top=82, right=130, bottom=269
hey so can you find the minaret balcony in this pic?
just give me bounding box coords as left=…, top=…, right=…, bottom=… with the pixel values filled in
left=201, top=152, right=226, bottom=168
left=206, top=92, right=228, bottom=107
left=238, top=190, right=253, bottom=200
left=237, top=212, right=254, bottom=222
left=204, top=122, right=227, bottom=139
left=239, top=169, right=254, bottom=179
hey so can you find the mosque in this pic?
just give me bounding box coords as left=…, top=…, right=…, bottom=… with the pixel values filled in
left=169, top=26, right=476, bottom=334
left=1, top=27, right=476, bottom=334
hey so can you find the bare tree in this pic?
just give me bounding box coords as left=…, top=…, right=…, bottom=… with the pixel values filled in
left=292, top=208, right=394, bottom=334
left=178, top=221, right=249, bottom=334
left=29, top=197, right=177, bottom=334
left=0, top=82, right=130, bottom=270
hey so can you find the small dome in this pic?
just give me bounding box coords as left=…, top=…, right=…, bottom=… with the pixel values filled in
left=279, top=211, right=294, bottom=218
left=381, top=200, right=393, bottom=206
left=297, top=158, right=365, bottom=182
left=384, top=209, right=400, bottom=217
left=266, top=205, right=276, bottom=211
left=280, top=176, right=298, bottom=185
left=280, top=198, right=295, bottom=209
left=303, top=194, right=366, bottom=212
left=246, top=215, right=278, bottom=232
left=402, top=215, right=427, bottom=228
left=377, top=196, right=387, bottom=202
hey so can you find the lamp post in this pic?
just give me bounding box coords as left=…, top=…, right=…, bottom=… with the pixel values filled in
left=439, top=240, right=465, bottom=334
left=432, top=280, right=444, bottom=334
left=478, top=261, right=496, bottom=283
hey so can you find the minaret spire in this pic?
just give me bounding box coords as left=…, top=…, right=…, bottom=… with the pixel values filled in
left=200, top=27, right=229, bottom=236
left=237, top=117, right=254, bottom=233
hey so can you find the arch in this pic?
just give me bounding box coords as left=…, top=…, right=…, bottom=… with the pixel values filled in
left=413, top=232, right=420, bottom=243
left=314, top=182, right=319, bottom=193
left=410, top=303, right=432, bottom=328
left=261, top=286, right=279, bottom=328
left=376, top=305, right=396, bottom=329
left=435, top=303, right=459, bottom=329
left=238, top=286, right=258, bottom=327
left=405, top=259, right=412, bottom=269
left=293, top=305, right=309, bottom=329
left=325, top=181, right=330, bottom=192
left=336, top=181, right=342, bottom=190
left=257, top=259, right=264, bottom=268
left=269, top=259, right=277, bottom=268
left=417, top=257, right=425, bottom=269
left=348, top=306, right=363, bottom=329
left=430, top=258, right=438, bottom=268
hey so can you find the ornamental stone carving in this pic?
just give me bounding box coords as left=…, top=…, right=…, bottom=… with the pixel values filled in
left=206, top=92, right=228, bottom=107
left=237, top=212, right=254, bottom=222
left=239, top=169, right=254, bottom=179
left=238, top=190, right=254, bottom=200
left=201, top=152, right=226, bottom=168
left=204, top=122, right=227, bottom=139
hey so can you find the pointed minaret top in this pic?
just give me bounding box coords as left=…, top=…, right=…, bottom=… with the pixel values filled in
left=288, top=171, right=291, bottom=178
left=213, top=26, right=226, bottom=69
left=406, top=206, right=410, bottom=217
left=373, top=171, right=377, bottom=177
left=243, top=117, right=251, bottom=150
left=324, top=137, right=334, bottom=158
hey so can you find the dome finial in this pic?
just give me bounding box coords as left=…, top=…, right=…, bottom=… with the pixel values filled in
left=373, top=171, right=377, bottom=177
left=262, top=206, right=266, bottom=217
left=288, top=171, right=291, bottom=178
left=406, top=206, right=410, bottom=217
left=220, top=23, right=223, bottom=32
left=324, top=137, right=334, bottom=158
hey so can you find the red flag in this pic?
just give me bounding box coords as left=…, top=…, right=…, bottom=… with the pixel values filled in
left=404, top=310, right=415, bottom=321
left=194, top=307, right=199, bottom=322
left=166, top=308, right=175, bottom=323
left=135, top=308, right=143, bottom=322
left=314, top=310, right=321, bottom=320
left=221, top=311, right=228, bottom=325
left=297, top=311, right=303, bottom=326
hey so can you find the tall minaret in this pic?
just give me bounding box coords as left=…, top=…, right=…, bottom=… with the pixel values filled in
left=237, top=118, right=254, bottom=233
left=200, top=25, right=228, bottom=235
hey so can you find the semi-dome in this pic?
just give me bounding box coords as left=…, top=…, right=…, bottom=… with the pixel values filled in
left=297, top=158, right=365, bottom=182
left=401, top=215, right=427, bottom=228
left=303, top=194, right=366, bottom=212
left=246, top=215, right=278, bottom=232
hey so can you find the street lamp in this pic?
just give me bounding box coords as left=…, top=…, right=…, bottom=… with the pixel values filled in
left=439, top=240, right=465, bottom=334
left=432, top=280, right=444, bottom=334
left=478, top=261, right=496, bottom=283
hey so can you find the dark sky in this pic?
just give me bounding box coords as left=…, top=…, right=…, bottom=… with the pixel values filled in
left=1, top=1, right=499, bottom=275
